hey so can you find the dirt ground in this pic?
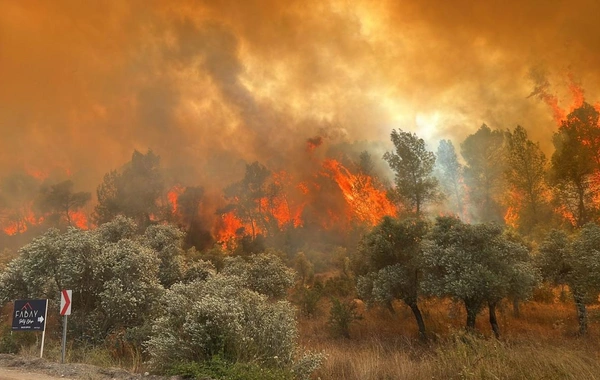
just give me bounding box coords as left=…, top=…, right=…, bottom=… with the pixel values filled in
left=0, top=354, right=178, bottom=380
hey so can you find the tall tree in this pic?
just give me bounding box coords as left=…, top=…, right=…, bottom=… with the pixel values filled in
left=435, top=139, right=465, bottom=218
left=423, top=216, right=538, bottom=337
left=176, top=186, right=212, bottom=249
left=94, top=150, right=165, bottom=228
left=383, top=129, right=440, bottom=216
left=223, top=162, right=272, bottom=238
left=355, top=216, right=429, bottom=338
left=461, top=124, right=506, bottom=223
left=505, top=126, right=549, bottom=233
left=37, top=180, right=91, bottom=227
left=550, top=103, right=600, bottom=227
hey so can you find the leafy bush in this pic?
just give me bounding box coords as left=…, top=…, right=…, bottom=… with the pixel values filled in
left=146, top=271, right=320, bottom=377
left=327, top=298, right=362, bottom=338
left=296, top=286, right=323, bottom=318
left=222, top=253, right=295, bottom=298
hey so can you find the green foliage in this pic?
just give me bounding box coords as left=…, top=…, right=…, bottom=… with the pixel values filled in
left=0, top=216, right=178, bottom=345
left=384, top=129, right=440, bottom=215
left=296, top=285, right=323, bottom=318
left=355, top=216, right=429, bottom=335
left=146, top=273, right=311, bottom=374
left=222, top=253, right=296, bottom=298
left=423, top=216, right=539, bottom=331
left=355, top=217, right=428, bottom=302
left=327, top=298, right=362, bottom=339
left=538, top=223, right=600, bottom=334
left=142, top=224, right=186, bottom=287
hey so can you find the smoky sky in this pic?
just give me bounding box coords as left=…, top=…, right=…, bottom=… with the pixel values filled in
left=1, top=0, right=599, bottom=193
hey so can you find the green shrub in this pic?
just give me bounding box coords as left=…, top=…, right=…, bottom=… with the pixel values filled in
left=146, top=272, right=321, bottom=377
left=0, top=332, right=19, bottom=354
left=296, top=286, right=322, bottom=318
left=327, top=298, right=362, bottom=338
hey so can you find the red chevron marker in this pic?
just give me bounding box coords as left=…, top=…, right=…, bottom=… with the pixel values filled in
left=60, top=290, right=71, bottom=316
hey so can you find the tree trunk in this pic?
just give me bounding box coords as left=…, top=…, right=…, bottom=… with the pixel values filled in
left=574, top=294, right=588, bottom=335
left=409, top=302, right=427, bottom=339
left=577, top=184, right=586, bottom=227
left=489, top=301, right=500, bottom=338
left=465, top=300, right=479, bottom=332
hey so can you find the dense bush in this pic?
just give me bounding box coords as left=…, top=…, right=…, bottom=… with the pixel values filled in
left=222, top=252, right=295, bottom=298
left=146, top=271, right=322, bottom=378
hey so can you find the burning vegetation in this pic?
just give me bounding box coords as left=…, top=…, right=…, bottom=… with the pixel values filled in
left=2, top=83, right=600, bottom=250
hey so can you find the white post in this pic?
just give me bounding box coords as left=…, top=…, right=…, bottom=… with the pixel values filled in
left=61, top=315, right=68, bottom=363
left=40, top=299, right=48, bottom=358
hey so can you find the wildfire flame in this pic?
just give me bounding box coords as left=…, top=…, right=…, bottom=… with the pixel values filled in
left=321, top=159, right=397, bottom=225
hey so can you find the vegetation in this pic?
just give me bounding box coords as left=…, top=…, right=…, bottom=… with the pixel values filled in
left=422, top=216, right=538, bottom=337
left=355, top=217, right=429, bottom=337
left=5, top=110, right=600, bottom=378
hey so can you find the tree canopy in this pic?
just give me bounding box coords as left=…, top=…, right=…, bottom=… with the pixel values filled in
left=422, top=216, right=538, bottom=337
left=384, top=129, right=440, bottom=216
left=355, top=216, right=429, bottom=337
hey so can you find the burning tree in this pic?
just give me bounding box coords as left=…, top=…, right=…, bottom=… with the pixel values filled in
left=504, top=125, right=550, bottom=234
left=384, top=129, right=440, bottom=216
left=550, top=103, right=600, bottom=227
left=37, top=180, right=91, bottom=228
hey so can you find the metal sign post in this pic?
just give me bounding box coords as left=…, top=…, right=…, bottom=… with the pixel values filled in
left=60, top=290, right=72, bottom=364
left=11, top=299, right=48, bottom=358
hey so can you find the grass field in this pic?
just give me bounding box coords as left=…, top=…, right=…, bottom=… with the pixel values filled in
left=302, top=299, right=600, bottom=379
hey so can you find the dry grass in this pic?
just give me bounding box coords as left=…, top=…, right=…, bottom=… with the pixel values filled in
left=302, top=299, right=600, bottom=379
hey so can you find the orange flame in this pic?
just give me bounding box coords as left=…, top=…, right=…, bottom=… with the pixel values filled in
left=215, top=211, right=246, bottom=243
left=167, top=185, right=185, bottom=215
left=70, top=210, right=89, bottom=229
left=322, top=159, right=396, bottom=225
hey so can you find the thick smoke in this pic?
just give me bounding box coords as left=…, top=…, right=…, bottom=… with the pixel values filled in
left=1, top=0, right=599, bottom=194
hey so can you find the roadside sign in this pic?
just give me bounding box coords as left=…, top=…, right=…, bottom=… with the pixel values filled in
left=60, top=289, right=72, bottom=316
left=60, top=289, right=72, bottom=364
left=11, top=299, right=48, bottom=331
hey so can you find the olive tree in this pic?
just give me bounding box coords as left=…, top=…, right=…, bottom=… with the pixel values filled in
left=537, top=224, right=600, bottom=334
left=422, top=216, right=538, bottom=337
left=0, top=216, right=168, bottom=343
left=354, top=216, right=429, bottom=338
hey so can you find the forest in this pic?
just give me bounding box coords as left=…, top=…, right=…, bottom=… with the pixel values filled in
left=1, top=99, right=600, bottom=379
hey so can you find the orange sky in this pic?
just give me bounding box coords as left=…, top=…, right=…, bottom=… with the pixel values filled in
left=1, top=0, right=599, bottom=193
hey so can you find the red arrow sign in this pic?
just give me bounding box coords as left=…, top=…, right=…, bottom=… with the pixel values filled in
left=60, top=290, right=71, bottom=316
